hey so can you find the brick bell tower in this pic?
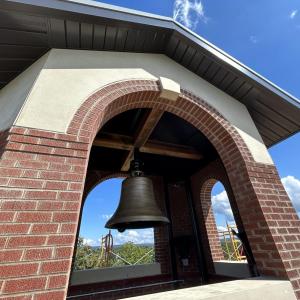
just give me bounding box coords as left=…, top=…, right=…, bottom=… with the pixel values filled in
left=0, top=1, right=299, bottom=299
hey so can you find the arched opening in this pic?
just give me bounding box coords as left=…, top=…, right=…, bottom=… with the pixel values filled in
left=65, top=80, right=294, bottom=298
left=210, top=181, right=251, bottom=278
left=74, top=177, right=156, bottom=273
left=195, top=176, right=251, bottom=278
left=0, top=78, right=296, bottom=299
left=212, top=182, right=234, bottom=232
left=69, top=103, right=251, bottom=296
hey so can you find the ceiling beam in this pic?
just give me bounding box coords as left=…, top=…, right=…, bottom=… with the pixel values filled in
left=140, top=141, right=203, bottom=160
left=93, top=132, right=133, bottom=151
left=133, top=109, right=165, bottom=148
left=93, top=132, right=203, bottom=162
left=121, top=109, right=164, bottom=171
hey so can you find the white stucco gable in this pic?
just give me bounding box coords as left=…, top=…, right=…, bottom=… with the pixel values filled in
left=0, top=49, right=273, bottom=164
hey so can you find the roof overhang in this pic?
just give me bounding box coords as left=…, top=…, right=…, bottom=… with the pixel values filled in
left=0, top=0, right=299, bottom=147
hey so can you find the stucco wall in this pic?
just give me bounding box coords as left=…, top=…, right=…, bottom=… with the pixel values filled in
left=0, top=52, right=49, bottom=131
left=0, top=49, right=273, bottom=164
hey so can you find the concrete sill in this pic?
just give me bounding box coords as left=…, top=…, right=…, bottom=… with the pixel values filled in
left=126, top=277, right=296, bottom=300
left=70, top=263, right=161, bottom=286
left=214, top=260, right=251, bottom=278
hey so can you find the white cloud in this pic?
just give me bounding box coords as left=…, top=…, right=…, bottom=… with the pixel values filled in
left=101, top=214, right=113, bottom=220
left=281, top=175, right=300, bottom=217
left=212, top=190, right=234, bottom=221
left=113, top=228, right=154, bottom=245
left=290, top=10, right=298, bottom=19
left=173, top=0, right=207, bottom=29
left=212, top=176, right=300, bottom=223
left=217, top=225, right=227, bottom=232
left=249, top=35, right=258, bottom=44
left=217, top=222, right=236, bottom=233
left=83, top=238, right=97, bottom=246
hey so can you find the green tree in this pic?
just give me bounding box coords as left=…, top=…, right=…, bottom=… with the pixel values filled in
left=74, top=237, right=102, bottom=270
left=74, top=238, right=155, bottom=270
left=113, top=242, right=154, bottom=266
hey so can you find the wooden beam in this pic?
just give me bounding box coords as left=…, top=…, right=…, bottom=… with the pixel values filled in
left=93, top=133, right=133, bottom=151
left=121, top=109, right=164, bottom=171
left=141, top=141, right=203, bottom=160
left=93, top=132, right=203, bottom=161
left=121, top=149, right=134, bottom=172
left=134, top=109, right=164, bottom=148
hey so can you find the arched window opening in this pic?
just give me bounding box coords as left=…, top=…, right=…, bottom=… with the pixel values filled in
left=211, top=182, right=245, bottom=262
left=74, top=178, right=155, bottom=272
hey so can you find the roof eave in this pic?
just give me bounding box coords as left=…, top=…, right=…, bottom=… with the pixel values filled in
left=7, top=0, right=299, bottom=108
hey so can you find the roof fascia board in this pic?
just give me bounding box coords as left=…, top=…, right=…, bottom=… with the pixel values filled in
left=5, top=0, right=175, bottom=29
left=3, top=0, right=300, bottom=109
left=173, top=22, right=300, bottom=108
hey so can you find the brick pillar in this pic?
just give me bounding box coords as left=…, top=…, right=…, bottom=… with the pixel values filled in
left=152, top=177, right=171, bottom=275
left=167, top=183, right=201, bottom=280
left=190, top=161, right=225, bottom=271
left=234, top=161, right=300, bottom=298
left=0, top=127, right=89, bottom=299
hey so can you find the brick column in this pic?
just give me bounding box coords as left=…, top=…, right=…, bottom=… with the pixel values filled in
left=235, top=161, right=300, bottom=298
left=152, top=177, right=171, bottom=275
left=190, top=160, right=225, bottom=270
left=0, top=127, right=89, bottom=299
left=167, top=183, right=201, bottom=280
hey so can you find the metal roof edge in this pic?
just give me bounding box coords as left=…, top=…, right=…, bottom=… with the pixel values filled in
left=4, top=0, right=300, bottom=109
left=268, top=130, right=300, bottom=149
left=173, top=21, right=300, bottom=108
left=5, top=0, right=175, bottom=28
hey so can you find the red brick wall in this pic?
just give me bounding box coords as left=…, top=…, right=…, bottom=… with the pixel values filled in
left=0, top=79, right=299, bottom=299
left=167, top=184, right=200, bottom=278
left=198, top=178, right=224, bottom=262
left=190, top=159, right=250, bottom=273
left=0, top=126, right=90, bottom=299
left=151, top=177, right=172, bottom=275
left=191, top=168, right=224, bottom=264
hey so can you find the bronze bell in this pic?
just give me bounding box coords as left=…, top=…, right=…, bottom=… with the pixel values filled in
left=105, top=159, right=169, bottom=232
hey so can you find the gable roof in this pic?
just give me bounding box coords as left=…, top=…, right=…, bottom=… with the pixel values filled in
left=0, top=0, right=299, bottom=147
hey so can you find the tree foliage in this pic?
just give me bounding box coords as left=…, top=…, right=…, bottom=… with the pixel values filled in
left=74, top=237, right=155, bottom=270
left=113, top=242, right=155, bottom=266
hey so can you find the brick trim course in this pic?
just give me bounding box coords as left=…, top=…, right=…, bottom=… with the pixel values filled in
left=0, top=79, right=298, bottom=299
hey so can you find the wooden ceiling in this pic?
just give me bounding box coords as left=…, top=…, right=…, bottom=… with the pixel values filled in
left=88, top=108, right=218, bottom=180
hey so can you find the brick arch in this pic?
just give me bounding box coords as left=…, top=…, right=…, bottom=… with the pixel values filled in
left=198, top=175, right=243, bottom=260
left=1, top=79, right=299, bottom=299
left=68, top=79, right=253, bottom=166
left=199, top=178, right=224, bottom=262
left=67, top=80, right=258, bottom=259
left=66, top=80, right=299, bottom=288
left=67, top=78, right=255, bottom=273
left=191, top=160, right=236, bottom=270
left=68, top=79, right=259, bottom=269
left=192, top=158, right=254, bottom=272
left=83, top=170, right=128, bottom=201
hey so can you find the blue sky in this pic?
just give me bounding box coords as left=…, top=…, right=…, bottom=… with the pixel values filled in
left=79, top=0, right=300, bottom=246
